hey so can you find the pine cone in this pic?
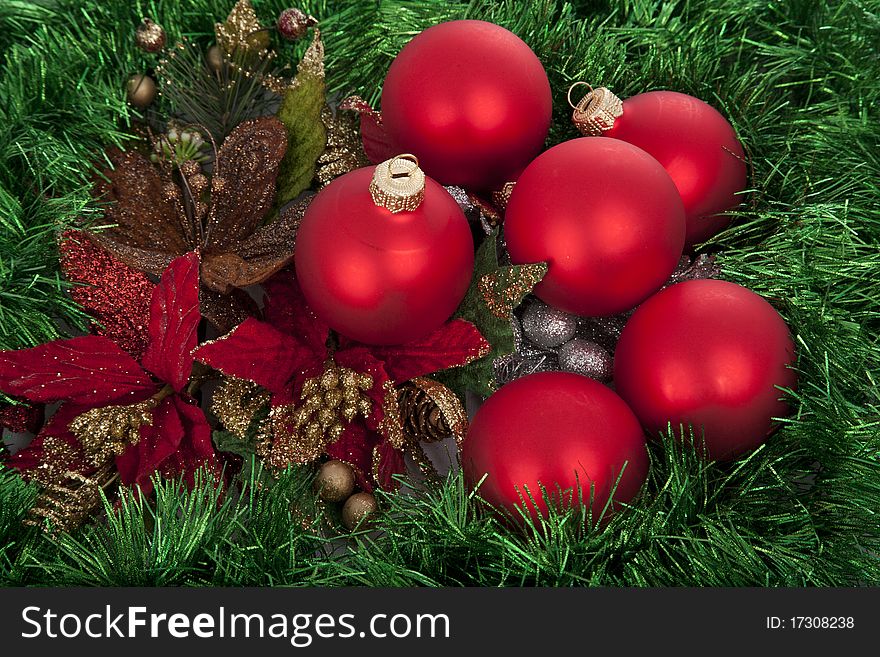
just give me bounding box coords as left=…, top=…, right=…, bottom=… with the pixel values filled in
left=397, top=382, right=451, bottom=443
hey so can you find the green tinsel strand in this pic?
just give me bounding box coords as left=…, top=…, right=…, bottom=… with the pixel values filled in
left=0, top=0, right=877, bottom=586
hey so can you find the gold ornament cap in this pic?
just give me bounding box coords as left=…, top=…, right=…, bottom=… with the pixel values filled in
left=369, top=154, right=425, bottom=213
left=568, top=82, right=624, bottom=136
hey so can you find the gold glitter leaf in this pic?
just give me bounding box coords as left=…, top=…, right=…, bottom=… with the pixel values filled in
left=69, top=398, right=159, bottom=467
left=26, top=462, right=119, bottom=535
left=435, top=232, right=546, bottom=399
left=212, top=377, right=270, bottom=438
left=316, top=106, right=370, bottom=187
left=215, top=0, right=270, bottom=54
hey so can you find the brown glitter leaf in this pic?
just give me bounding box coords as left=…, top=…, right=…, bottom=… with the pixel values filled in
left=467, top=192, right=503, bottom=228
left=478, top=262, right=549, bottom=319
left=88, top=235, right=177, bottom=278
left=201, top=194, right=311, bottom=294
left=215, top=0, right=270, bottom=55
left=206, top=116, right=288, bottom=253
left=199, top=286, right=259, bottom=334
left=92, top=148, right=189, bottom=262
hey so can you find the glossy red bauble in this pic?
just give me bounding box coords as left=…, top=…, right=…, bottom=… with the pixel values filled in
left=294, top=166, right=474, bottom=345
left=505, top=137, right=685, bottom=317
left=462, top=372, right=649, bottom=520
left=614, top=279, right=797, bottom=460
left=381, top=20, right=552, bottom=190
left=604, top=90, right=747, bottom=247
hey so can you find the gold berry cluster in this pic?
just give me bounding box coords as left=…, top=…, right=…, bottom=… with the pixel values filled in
left=263, top=360, right=373, bottom=466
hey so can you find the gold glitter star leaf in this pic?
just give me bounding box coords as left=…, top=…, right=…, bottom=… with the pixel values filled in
left=26, top=462, right=119, bottom=535
left=215, top=0, right=270, bottom=54
left=478, top=261, right=548, bottom=320
left=435, top=232, right=546, bottom=400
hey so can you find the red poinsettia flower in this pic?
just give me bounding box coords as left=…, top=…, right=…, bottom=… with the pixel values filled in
left=195, top=270, right=488, bottom=490
left=1, top=252, right=215, bottom=494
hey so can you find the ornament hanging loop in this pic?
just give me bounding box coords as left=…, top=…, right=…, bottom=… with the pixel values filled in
left=568, top=82, right=623, bottom=136
left=370, top=153, right=426, bottom=213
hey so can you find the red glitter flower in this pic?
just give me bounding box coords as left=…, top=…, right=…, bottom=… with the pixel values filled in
left=3, top=252, right=216, bottom=494
left=195, top=269, right=489, bottom=489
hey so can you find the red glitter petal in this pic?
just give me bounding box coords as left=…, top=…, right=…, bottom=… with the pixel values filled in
left=0, top=400, right=43, bottom=434
left=60, top=231, right=154, bottom=360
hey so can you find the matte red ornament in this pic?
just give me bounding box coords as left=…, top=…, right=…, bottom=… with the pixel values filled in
left=294, top=159, right=474, bottom=345
left=462, top=372, right=648, bottom=521
left=586, top=89, right=747, bottom=247
left=613, top=279, right=797, bottom=460
left=381, top=20, right=552, bottom=190
left=505, top=137, right=685, bottom=317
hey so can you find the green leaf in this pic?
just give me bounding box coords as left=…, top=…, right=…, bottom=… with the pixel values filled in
left=275, top=30, right=327, bottom=207
left=437, top=232, right=546, bottom=400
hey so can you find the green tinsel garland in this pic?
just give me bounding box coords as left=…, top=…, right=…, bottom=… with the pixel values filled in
left=1, top=0, right=879, bottom=586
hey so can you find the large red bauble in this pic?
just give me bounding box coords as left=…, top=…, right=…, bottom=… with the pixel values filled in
left=294, top=166, right=474, bottom=345
left=462, top=372, right=649, bottom=520
left=381, top=20, right=552, bottom=190
left=614, top=279, right=797, bottom=460
left=604, top=91, right=747, bottom=247
left=505, top=137, right=685, bottom=316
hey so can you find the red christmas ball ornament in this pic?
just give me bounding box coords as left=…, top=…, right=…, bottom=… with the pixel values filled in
left=570, top=85, right=747, bottom=247
left=505, top=137, right=685, bottom=316
left=295, top=155, right=474, bottom=345
left=613, top=279, right=797, bottom=460
left=462, top=372, right=649, bottom=521
left=381, top=20, right=552, bottom=190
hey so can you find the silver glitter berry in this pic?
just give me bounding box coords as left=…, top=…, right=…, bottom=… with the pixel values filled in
left=521, top=299, right=578, bottom=349
left=577, top=315, right=628, bottom=351
left=445, top=186, right=476, bottom=217
left=445, top=185, right=495, bottom=235
left=558, top=338, right=612, bottom=381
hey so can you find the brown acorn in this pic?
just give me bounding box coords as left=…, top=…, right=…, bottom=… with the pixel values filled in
left=126, top=74, right=157, bottom=108
left=342, top=492, right=378, bottom=530
left=206, top=45, right=225, bottom=73
left=315, top=460, right=356, bottom=503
